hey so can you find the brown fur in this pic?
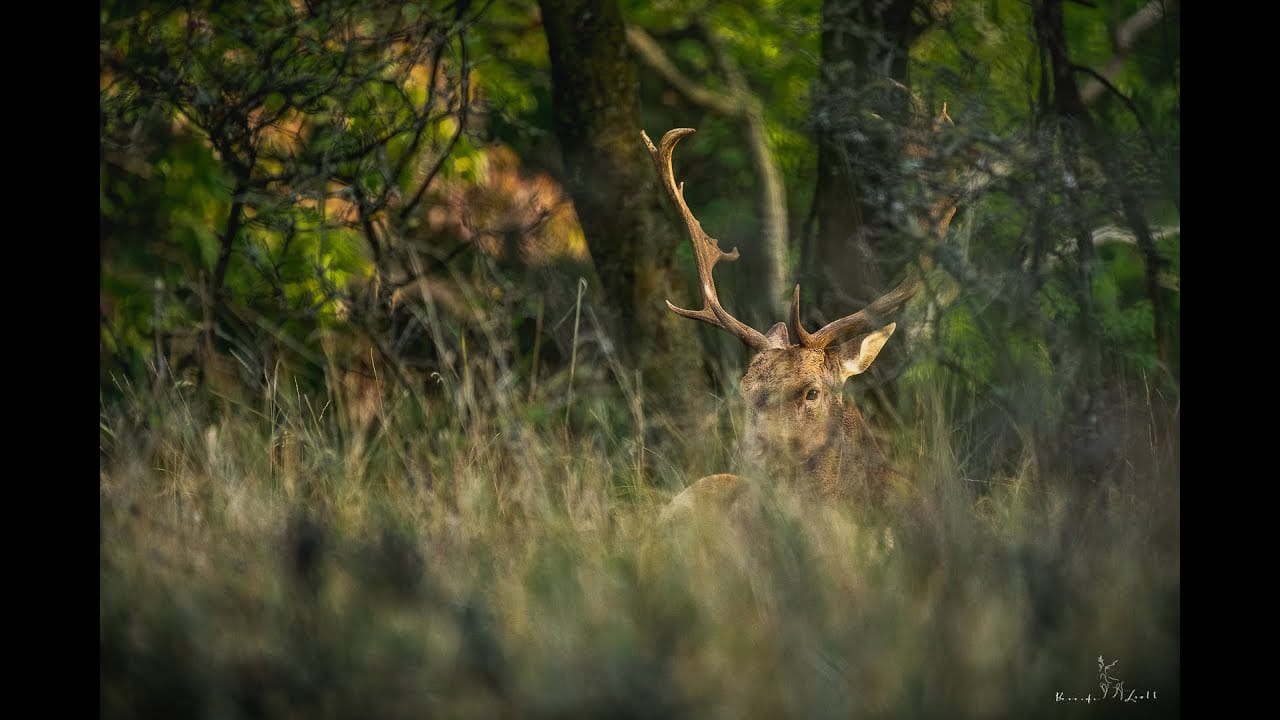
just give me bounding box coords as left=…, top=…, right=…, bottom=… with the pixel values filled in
left=663, top=336, right=908, bottom=521
left=642, top=127, right=919, bottom=525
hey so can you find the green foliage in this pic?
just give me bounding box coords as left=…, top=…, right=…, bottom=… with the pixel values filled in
left=470, top=1, right=553, bottom=136
left=914, top=0, right=1038, bottom=131
left=102, top=0, right=1180, bottom=400
left=102, top=0, right=482, bottom=395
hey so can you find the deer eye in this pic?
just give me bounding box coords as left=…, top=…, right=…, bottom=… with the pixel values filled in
left=805, top=388, right=820, bottom=401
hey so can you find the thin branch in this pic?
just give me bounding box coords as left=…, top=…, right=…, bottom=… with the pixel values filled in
left=624, top=25, right=740, bottom=115
left=399, top=33, right=470, bottom=222
left=1079, top=0, right=1174, bottom=106
left=698, top=20, right=789, bottom=314
left=391, top=34, right=448, bottom=184
left=1071, top=64, right=1156, bottom=154
left=211, top=174, right=251, bottom=304
left=627, top=22, right=789, bottom=314
left=351, top=183, right=384, bottom=264
left=383, top=239, right=478, bottom=295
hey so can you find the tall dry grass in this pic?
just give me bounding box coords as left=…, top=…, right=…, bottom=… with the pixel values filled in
left=101, top=325, right=1178, bottom=718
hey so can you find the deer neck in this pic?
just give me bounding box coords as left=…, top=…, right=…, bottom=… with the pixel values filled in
left=737, top=401, right=883, bottom=502
left=800, top=403, right=890, bottom=503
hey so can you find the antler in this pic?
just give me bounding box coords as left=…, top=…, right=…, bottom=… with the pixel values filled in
left=790, top=275, right=919, bottom=350
left=642, top=128, right=775, bottom=351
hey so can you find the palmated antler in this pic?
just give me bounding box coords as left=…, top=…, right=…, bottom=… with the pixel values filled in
left=642, top=128, right=775, bottom=351
left=790, top=275, right=919, bottom=350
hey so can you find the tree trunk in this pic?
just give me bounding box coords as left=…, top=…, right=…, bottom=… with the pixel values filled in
left=538, top=0, right=708, bottom=422
left=798, top=0, right=935, bottom=423
left=802, top=0, right=927, bottom=322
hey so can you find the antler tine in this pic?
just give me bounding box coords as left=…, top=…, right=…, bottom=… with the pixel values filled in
left=642, top=128, right=772, bottom=351
left=792, top=274, right=920, bottom=350
left=791, top=284, right=816, bottom=348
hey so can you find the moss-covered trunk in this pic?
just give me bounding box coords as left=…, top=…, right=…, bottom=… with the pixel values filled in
left=538, top=0, right=708, bottom=427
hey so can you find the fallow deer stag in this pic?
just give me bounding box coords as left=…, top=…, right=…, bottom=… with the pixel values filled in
left=643, top=128, right=919, bottom=522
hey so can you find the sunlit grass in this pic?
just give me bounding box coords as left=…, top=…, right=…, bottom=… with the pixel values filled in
left=100, top=353, right=1178, bottom=718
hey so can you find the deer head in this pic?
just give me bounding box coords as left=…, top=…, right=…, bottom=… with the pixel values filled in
left=642, top=128, right=917, bottom=503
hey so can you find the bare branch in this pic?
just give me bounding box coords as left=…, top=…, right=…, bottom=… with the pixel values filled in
left=1079, top=0, right=1175, bottom=106
left=399, top=32, right=471, bottom=221
left=1071, top=64, right=1156, bottom=154
left=624, top=25, right=740, bottom=115
left=627, top=23, right=789, bottom=312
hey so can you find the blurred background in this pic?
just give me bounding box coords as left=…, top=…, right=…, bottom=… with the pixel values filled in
left=101, top=0, right=1179, bottom=716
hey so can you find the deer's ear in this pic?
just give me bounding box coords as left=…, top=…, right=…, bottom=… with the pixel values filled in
left=838, top=323, right=896, bottom=381
left=764, top=322, right=790, bottom=348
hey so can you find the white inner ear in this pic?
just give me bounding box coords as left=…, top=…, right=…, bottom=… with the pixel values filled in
left=764, top=322, right=790, bottom=349
left=840, top=322, right=896, bottom=379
